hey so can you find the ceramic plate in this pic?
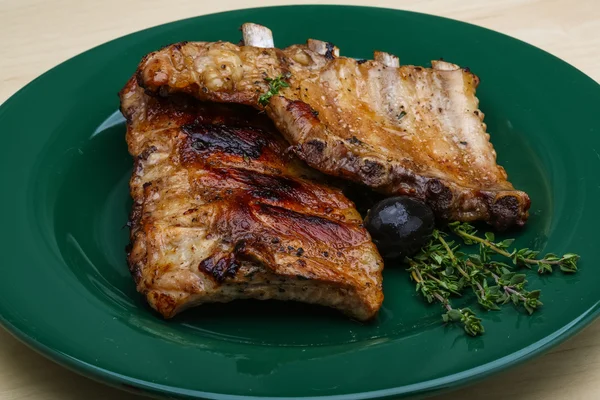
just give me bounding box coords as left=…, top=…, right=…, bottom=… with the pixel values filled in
left=0, top=5, right=599, bottom=399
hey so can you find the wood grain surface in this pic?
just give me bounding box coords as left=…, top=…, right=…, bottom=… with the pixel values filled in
left=0, top=0, right=598, bottom=399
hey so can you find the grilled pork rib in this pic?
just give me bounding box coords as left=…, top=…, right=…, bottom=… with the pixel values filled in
left=137, top=24, right=530, bottom=229
left=119, top=77, right=384, bottom=321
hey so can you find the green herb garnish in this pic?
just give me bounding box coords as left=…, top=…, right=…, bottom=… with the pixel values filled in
left=407, top=222, right=579, bottom=336
left=258, top=73, right=291, bottom=106
left=450, top=222, right=579, bottom=274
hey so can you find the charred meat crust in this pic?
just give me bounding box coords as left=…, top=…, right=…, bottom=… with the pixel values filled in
left=121, top=77, right=384, bottom=321
left=183, top=123, right=267, bottom=159
left=257, top=203, right=367, bottom=247
left=199, top=251, right=242, bottom=282
left=135, top=39, right=531, bottom=229
left=268, top=97, right=529, bottom=230
left=324, top=42, right=337, bottom=59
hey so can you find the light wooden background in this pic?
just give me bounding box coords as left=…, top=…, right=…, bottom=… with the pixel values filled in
left=0, top=0, right=599, bottom=399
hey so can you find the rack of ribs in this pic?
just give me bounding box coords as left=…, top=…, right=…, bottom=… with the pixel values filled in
left=136, top=23, right=530, bottom=230
left=119, top=77, right=384, bottom=321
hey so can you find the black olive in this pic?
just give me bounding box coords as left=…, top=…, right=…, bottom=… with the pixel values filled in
left=364, top=196, right=435, bottom=259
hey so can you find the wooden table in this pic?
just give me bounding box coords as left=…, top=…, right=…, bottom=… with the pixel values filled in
left=1, top=1, right=598, bottom=399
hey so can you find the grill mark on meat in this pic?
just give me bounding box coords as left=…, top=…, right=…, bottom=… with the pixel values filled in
left=183, top=123, right=267, bottom=159
left=225, top=169, right=303, bottom=202
left=257, top=203, right=365, bottom=248
left=202, top=167, right=343, bottom=217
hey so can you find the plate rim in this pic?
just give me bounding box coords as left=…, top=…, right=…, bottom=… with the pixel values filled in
left=1, top=4, right=599, bottom=400
left=2, top=305, right=599, bottom=400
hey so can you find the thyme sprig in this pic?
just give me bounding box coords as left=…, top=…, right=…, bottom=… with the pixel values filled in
left=449, top=222, right=579, bottom=274
left=406, top=223, right=579, bottom=336
left=258, top=73, right=291, bottom=106
left=408, top=260, right=485, bottom=336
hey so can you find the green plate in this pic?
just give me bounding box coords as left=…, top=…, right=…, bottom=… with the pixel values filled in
left=0, top=5, right=599, bottom=399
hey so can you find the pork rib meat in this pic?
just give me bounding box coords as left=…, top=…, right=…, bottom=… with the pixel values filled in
left=120, top=77, right=384, bottom=321
left=137, top=23, right=530, bottom=229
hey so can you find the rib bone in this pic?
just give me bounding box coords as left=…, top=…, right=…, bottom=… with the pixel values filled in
left=307, top=39, right=339, bottom=58
left=431, top=60, right=460, bottom=71
left=374, top=51, right=399, bottom=67
left=241, top=23, right=274, bottom=48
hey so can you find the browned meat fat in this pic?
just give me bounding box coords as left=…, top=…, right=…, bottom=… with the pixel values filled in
left=119, top=77, right=384, bottom=321
left=136, top=23, right=530, bottom=230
